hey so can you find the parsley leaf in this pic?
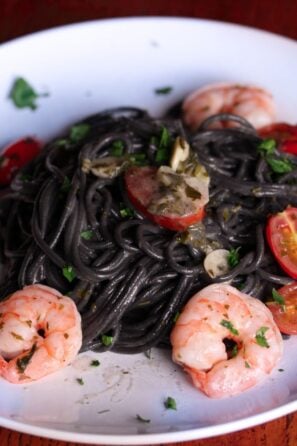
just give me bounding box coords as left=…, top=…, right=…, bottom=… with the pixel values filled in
left=173, top=311, right=180, bottom=323
left=164, top=396, right=177, bottom=410
left=155, top=127, right=171, bottom=163
left=120, top=207, right=135, bottom=218
left=272, top=288, right=286, bottom=310
left=16, top=343, right=37, bottom=373
left=258, top=138, right=276, bottom=156
left=136, top=414, right=151, bottom=423
left=76, top=377, right=84, bottom=385
left=245, top=361, right=251, bottom=368
left=220, top=319, right=239, bottom=335
left=255, top=326, right=270, bottom=348
left=227, top=247, right=241, bottom=268
left=128, top=153, right=147, bottom=166
left=90, top=359, right=100, bottom=367
left=61, top=176, right=71, bottom=193
left=9, top=77, right=42, bottom=110
left=81, top=230, right=94, bottom=240
left=230, top=344, right=238, bottom=358
left=155, top=86, right=173, bottom=95
left=111, top=140, right=124, bottom=157
left=70, top=123, right=90, bottom=143
left=101, top=334, right=113, bottom=346
left=63, top=265, right=76, bottom=282
left=266, top=157, right=294, bottom=174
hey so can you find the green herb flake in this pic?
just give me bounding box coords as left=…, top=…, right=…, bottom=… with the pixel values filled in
left=272, top=288, right=286, bottom=310
left=16, top=343, right=37, bottom=373
left=81, top=230, right=94, bottom=240
left=111, top=140, right=124, bottom=156
left=11, top=332, right=24, bottom=341
left=70, top=123, right=90, bottom=143
left=0, top=321, right=4, bottom=331
left=101, top=334, right=113, bottom=346
left=120, top=207, right=135, bottom=218
left=63, top=265, right=76, bottom=283
left=164, top=396, right=177, bottom=410
left=255, top=326, right=270, bottom=348
left=128, top=153, right=147, bottom=166
left=136, top=414, right=151, bottom=423
left=230, top=344, right=238, bottom=358
left=155, top=127, right=171, bottom=163
left=266, top=157, right=294, bottom=174
left=20, top=174, right=33, bottom=182
left=245, top=361, right=251, bottom=368
left=227, top=247, right=241, bottom=268
left=90, top=359, right=100, bottom=367
left=76, top=377, right=84, bottom=385
left=258, top=138, right=276, bottom=156
left=220, top=319, right=239, bottom=336
left=173, top=312, right=180, bottom=323
left=9, top=77, right=41, bottom=110
left=154, top=86, right=173, bottom=95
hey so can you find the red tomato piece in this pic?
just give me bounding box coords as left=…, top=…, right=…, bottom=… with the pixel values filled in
left=0, top=137, right=42, bottom=186
left=124, top=166, right=207, bottom=231
left=266, top=207, right=297, bottom=279
left=259, top=122, right=297, bottom=155
left=267, top=282, right=297, bottom=334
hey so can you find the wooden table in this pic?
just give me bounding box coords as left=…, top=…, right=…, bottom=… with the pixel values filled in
left=1, top=1, right=297, bottom=445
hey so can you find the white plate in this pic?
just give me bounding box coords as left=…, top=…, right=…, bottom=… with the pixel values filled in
left=1, top=17, right=297, bottom=445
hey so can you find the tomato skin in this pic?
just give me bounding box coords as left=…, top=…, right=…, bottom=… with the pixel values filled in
left=266, top=207, right=297, bottom=279
left=0, top=137, right=42, bottom=186
left=259, top=122, right=297, bottom=155
left=125, top=166, right=206, bottom=231
left=267, top=282, right=297, bottom=334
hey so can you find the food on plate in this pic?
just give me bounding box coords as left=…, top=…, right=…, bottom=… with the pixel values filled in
left=171, top=283, right=283, bottom=398
left=266, top=207, right=297, bottom=279
left=182, top=82, right=276, bottom=130
left=259, top=122, right=297, bottom=155
left=266, top=282, right=297, bottom=334
left=0, top=284, right=82, bottom=383
left=0, top=81, right=297, bottom=394
left=0, top=137, right=41, bottom=186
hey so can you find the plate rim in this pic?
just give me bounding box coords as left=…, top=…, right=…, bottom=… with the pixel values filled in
left=1, top=16, right=297, bottom=444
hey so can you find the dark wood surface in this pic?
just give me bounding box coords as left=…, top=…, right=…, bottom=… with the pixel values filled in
left=1, top=1, right=297, bottom=445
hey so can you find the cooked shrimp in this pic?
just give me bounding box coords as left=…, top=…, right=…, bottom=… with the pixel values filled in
left=171, top=283, right=283, bottom=398
left=0, top=284, right=82, bottom=383
left=182, top=82, right=276, bottom=130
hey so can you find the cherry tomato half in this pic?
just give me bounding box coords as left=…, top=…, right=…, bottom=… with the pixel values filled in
left=267, top=282, right=297, bottom=334
left=124, top=166, right=206, bottom=231
left=259, top=122, right=297, bottom=155
left=0, top=137, right=42, bottom=186
left=266, top=207, right=297, bottom=279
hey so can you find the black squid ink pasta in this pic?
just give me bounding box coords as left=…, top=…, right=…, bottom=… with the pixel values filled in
left=0, top=107, right=296, bottom=354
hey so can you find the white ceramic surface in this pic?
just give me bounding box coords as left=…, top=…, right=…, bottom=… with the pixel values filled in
left=1, top=17, right=297, bottom=445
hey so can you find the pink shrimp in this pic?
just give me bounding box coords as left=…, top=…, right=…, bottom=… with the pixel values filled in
left=0, top=284, right=82, bottom=383
left=171, top=283, right=283, bottom=398
left=182, top=82, right=276, bottom=130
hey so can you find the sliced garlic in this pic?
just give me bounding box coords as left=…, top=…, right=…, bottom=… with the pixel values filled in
left=82, top=157, right=128, bottom=178
left=203, top=249, right=230, bottom=279
left=170, top=137, right=190, bottom=171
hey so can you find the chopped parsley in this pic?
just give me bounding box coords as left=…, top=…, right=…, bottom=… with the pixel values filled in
left=230, top=344, right=238, bottom=358
left=173, top=311, right=180, bottom=323
left=164, top=396, right=177, bottom=410
left=16, top=343, right=37, bottom=373
left=101, top=334, right=113, bottom=346
left=258, top=138, right=276, bottom=156
left=154, top=86, right=173, bottom=95
left=90, top=359, right=100, bottom=367
left=255, top=326, right=270, bottom=348
left=155, top=127, right=171, bottom=163
left=9, top=77, right=46, bottom=110
left=266, top=157, right=294, bottom=174
left=227, top=247, right=241, bottom=268
left=220, top=319, right=239, bottom=336
left=136, top=414, right=151, bottom=423
left=81, top=230, right=94, bottom=240
left=120, top=207, right=135, bottom=218
left=128, top=152, right=147, bottom=165
left=70, top=123, right=90, bottom=143
left=111, top=140, right=125, bottom=157
left=272, top=288, right=286, bottom=311
left=63, top=265, right=76, bottom=282
left=11, top=332, right=24, bottom=340
left=76, top=377, right=84, bottom=385
left=245, top=361, right=251, bottom=368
